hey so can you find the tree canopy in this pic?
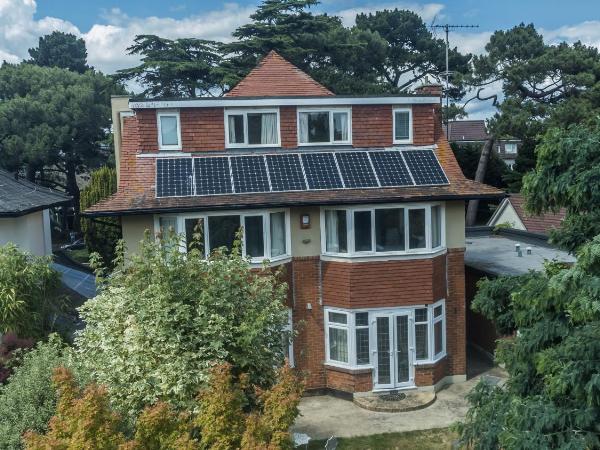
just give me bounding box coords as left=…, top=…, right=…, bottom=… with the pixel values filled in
left=28, top=31, right=90, bottom=74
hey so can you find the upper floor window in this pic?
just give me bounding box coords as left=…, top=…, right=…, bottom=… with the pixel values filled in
left=157, top=110, right=181, bottom=150
left=298, top=108, right=351, bottom=145
left=505, top=143, right=517, bottom=154
left=225, top=109, right=280, bottom=148
left=393, top=108, right=412, bottom=144
left=321, top=203, right=444, bottom=257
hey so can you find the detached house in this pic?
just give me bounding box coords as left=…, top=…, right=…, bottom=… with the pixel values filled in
left=86, top=52, right=502, bottom=395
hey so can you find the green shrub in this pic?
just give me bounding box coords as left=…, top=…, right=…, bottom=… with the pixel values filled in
left=0, top=244, right=64, bottom=338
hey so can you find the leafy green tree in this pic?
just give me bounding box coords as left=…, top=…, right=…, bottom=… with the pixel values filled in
left=80, top=167, right=121, bottom=267
left=522, top=119, right=600, bottom=253
left=27, top=31, right=90, bottom=73
left=116, top=35, right=222, bottom=98
left=458, top=238, right=600, bottom=449
left=0, top=335, right=76, bottom=450
left=75, top=232, right=290, bottom=418
left=451, top=142, right=508, bottom=188
left=0, top=63, right=123, bottom=220
left=0, top=244, right=64, bottom=338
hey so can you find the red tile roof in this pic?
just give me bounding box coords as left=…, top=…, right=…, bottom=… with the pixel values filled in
left=84, top=138, right=504, bottom=217
left=225, top=51, right=334, bottom=98
left=444, top=120, right=489, bottom=142
left=508, top=194, right=566, bottom=235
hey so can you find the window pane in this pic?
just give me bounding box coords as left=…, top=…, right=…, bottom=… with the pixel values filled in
left=375, top=208, right=405, bottom=252
left=415, top=323, right=428, bottom=360
left=328, top=311, right=347, bottom=324
left=247, top=112, right=278, bottom=145
left=409, top=209, right=426, bottom=249
left=185, top=218, right=205, bottom=254
left=432, top=205, right=442, bottom=248
left=270, top=211, right=286, bottom=257
left=304, top=112, right=330, bottom=143
left=356, top=328, right=370, bottom=365
left=355, top=312, right=369, bottom=326
left=354, top=211, right=372, bottom=252
left=325, top=210, right=348, bottom=253
left=415, top=308, right=428, bottom=323
left=159, top=216, right=177, bottom=234
left=434, top=320, right=443, bottom=355
left=160, top=115, right=179, bottom=146
left=333, top=112, right=349, bottom=141
left=329, top=327, right=348, bottom=363
left=434, top=304, right=443, bottom=318
left=208, top=215, right=240, bottom=253
left=394, top=111, right=410, bottom=141
left=244, top=215, right=264, bottom=257
left=228, top=114, right=245, bottom=144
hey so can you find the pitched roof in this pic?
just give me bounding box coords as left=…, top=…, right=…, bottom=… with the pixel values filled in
left=444, top=120, right=489, bottom=142
left=84, top=138, right=504, bottom=217
left=505, top=194, right=566, bottom=235
left=225, top=51, right=334, bottom=98
left=0, top=170, right=71, bottom=217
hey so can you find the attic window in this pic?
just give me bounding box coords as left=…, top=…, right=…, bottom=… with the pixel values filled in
left=157, top=110, right=181, bottom=151
left=393, top=108, right=412, bottom=144
left=225, top=109, right=280, bottom=148
left=298, top=109, right=351, bottom=145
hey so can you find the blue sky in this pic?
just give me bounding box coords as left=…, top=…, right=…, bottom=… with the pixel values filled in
left=1, top=0, right=599, bottom=118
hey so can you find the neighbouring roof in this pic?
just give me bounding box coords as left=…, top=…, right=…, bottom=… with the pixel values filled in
left=225, top=51, right=334, bottom=98
left=84, top=138, right=505, bottom=217
left=489, top=194, right=566, bottom=236
left=444, top=120, right=489, bottom=142
left=0, top=170, right=71, bottom=217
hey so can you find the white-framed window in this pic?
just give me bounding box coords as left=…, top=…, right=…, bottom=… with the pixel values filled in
left=505, top=142, right=518, bottom=154
left=298, top=108, right=351, bottom=145
left=284, top=308, right=294, bottom=368
left=154, top=209, right=291, bottom=263
left=157, top=110, right=182, bottom=151
left=393, top=107, right=413, bottom=144
left=324, top=301, right=446, bottom=369
left=225, top=109, right=280, bottom=148
left=321, top=203, right=445, bottom=258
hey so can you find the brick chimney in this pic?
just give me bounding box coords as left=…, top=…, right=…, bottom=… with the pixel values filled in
left=415, top=84, right=443, bottom=97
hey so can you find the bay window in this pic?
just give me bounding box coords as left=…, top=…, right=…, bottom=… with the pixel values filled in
left=225, top=109, right=280, bottom=147
left=157, top=110, right=181, bottom=150
left=322, top=203, right=445, bottom=257
left=298, top=109, right=351, bottom=145
left=433, top=301, right=445, bottom=358
left=327, top=311, right=349, bottom=364
left=393, top=108, right=412, bottom=144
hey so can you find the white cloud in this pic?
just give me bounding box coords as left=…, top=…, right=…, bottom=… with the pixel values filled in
left=541, top=20, right=600, bottom=49
left=335, top=2, right=445, bottom=27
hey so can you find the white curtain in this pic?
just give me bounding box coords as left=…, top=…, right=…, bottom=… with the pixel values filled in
left=228, top=115, right=237, bottom=144
left=325, top=210, right=339, bottom=253
left=270, top=212, right=286, bottom=257
left=261, top=113, right=278, bottom=144
left=334, top=112, right=348, bottom=141
left=298, top=112, right=309, bottom=143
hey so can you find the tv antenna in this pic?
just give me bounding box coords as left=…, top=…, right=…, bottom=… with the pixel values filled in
left=431, top=24, right=479, bottom=124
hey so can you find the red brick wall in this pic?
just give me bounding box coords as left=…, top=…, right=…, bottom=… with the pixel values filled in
left=413, top=104, right=436, bottom=145
left=180, top=108, right=225, bottom=152
left=414, top=358, right=448, bottom=386
left=322, top=254, right=447, bottom=308
left=280, top=106, right=297, bottom=148
left=135, top=109, right=159, bottom=153
left=119, top=116, right=155, bottom=194
left=352, top=105, right=393, bottom=147
left=446, top=248, right=467, bottom=376
left=326, top=366, right=372, bottom=393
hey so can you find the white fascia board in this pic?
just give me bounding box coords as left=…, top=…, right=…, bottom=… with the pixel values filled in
left=129, top=96, right=440, bottom=109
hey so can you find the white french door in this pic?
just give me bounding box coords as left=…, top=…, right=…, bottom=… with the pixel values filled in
left=373, top=312, right=415, bottom=390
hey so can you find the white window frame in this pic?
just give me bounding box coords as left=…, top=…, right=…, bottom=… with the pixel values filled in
left=504, top=142, right=518, bottom=154
left=153, top=208, right=291, bottom=264
left=325, top=310, right=351, bottom=365
left=285, top=308, right=294, bottom=368
left=320, top=202, right=445, bottom=258
left=431, top=298, right=446, bottom=361
left=157, top=109, right=182, bottom=151
left=224, top=108, right=281, bottom=148
left=297, top=107, right=352, bottom=146
left=393, top=107, right=413, bottom=144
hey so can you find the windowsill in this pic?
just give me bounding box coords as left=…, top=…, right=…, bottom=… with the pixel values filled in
left=393, top=140, right=413, bottom=145
left=324, top=363, right=373, bottom=374
left=298, top=142, right=352, bottom=147
left=249, top=256, right=292, bottom=267
left=413, top=353, right=447, bottom=367
left=226, top=143, right=281, bottom=149
left=321, top=247, right=447, bottom=262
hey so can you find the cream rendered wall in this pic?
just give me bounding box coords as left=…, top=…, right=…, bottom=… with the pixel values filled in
left=111, top=96, right=132, bottom=184
left=0, top=210, right=50, bottom=256
left=122, top=215, right=155, bottom=255
left=290, top=207, right=321, bottom=257
left=445, top=201, right=466, bottom=249
left=488, top=202, right=525, bottom=230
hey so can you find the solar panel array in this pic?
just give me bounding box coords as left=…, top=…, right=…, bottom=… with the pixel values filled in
left=156, top=149, right=448, bottom=198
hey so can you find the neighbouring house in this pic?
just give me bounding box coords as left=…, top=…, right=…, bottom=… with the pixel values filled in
left=84, top=51, right=503, bottom=396
left=487, top=193, right=566, bottom=237
left=0, top=169, right=71, bottom=256
left=444, top=120, right=521, bottom=169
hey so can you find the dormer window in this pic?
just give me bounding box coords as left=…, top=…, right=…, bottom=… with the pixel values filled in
left=225, top=109, right=280, bottom=148
left=393, top=108, right=412, bottom=144
left=298, top=108, right=351, bottom=145
left=157, top=110, right=181, bottom=151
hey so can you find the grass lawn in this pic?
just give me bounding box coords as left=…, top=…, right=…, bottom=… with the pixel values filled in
left=306, top=427, right=457, bottom=450
left=65, top=247, right=90, bottom=266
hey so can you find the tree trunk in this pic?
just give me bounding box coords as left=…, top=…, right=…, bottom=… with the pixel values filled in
left=466, top=137, right=494, bottom=226
left=65, top=160, right=81, bottom=232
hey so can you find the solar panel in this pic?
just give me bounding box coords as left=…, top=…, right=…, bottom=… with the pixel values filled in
left=300, top=153, right=343, bottom=190
left=401, top=149, right=448, bottom=185
left=335, top=152, right=379, bottom=188
left=194, top=157, right=233, bottom=195
left=156, top=158, right=193, bottom=198
left=230, top=155, right=270, bottom=193
left=265, top=154, right=307, bottom=192
left=369, top=151, right=414, bottom=187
